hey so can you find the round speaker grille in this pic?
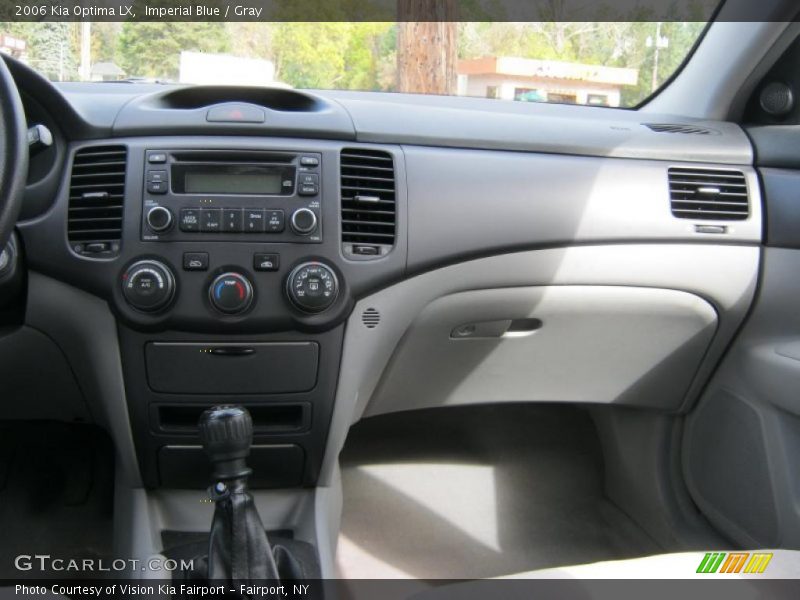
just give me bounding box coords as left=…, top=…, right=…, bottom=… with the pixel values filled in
left=362, top=308, right=380, bottom=329
left=760, top=81, right=794, bottom=117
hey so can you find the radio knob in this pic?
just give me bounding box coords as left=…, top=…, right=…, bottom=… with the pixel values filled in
left=209, top=272, right=254, bottom=315
left=290, top=208, right=317, bottom=235
left=286, top=262, right=339, bottom=313
left=122, top=260, right=176, bottom=312
left=146, top=206, right=173, bottom=233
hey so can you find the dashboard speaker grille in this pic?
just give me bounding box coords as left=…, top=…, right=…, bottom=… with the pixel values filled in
left=68, top=145, right=127, bottom=255
left=340, top=148, right=396, bottom=256
left=361, top=308, right=381, bottom=329
left=668, top=167, right=749, bottom=221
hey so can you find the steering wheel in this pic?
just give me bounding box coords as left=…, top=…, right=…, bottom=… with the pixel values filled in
left=0, top=56, right=28, bottom=250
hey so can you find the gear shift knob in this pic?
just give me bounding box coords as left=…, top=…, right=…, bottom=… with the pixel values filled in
left=199, top=405, right=253, bottom=481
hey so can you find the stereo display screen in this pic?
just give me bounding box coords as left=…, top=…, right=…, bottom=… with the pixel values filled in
left=183, top=166, right=286, bottom=195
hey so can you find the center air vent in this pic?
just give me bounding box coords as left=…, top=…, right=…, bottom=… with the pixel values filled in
left=668, top=168, right=749, bottom=221
left=340, top=148, right=396, bottom=258
left=645, top=123, right=719, bottom=135
left=68, top=145, right=127, bottom=255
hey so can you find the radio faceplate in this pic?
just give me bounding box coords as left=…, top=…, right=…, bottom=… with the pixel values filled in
left=140, top=149, right=322, bottom=244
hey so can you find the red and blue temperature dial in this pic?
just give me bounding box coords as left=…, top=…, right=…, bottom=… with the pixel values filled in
left=209, top=272, right=254, bottom=314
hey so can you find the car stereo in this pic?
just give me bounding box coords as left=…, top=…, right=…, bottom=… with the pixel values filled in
left=140, top=149, right=322, bottom=244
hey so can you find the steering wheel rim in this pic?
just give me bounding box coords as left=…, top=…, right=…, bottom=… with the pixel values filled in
left=0, top=56, right=28, bottom=251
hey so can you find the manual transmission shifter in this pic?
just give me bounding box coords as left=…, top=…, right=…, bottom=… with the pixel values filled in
left=198, top=405, right=280, bottom=582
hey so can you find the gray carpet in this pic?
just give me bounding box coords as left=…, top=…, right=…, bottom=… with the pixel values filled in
left=336, top=404, right=663, bottom=579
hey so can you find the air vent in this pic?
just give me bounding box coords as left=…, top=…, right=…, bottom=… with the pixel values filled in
left=362, top=308, right=381, bottom=329
left=68, top=145, right=127, bottom=255
left=340, top=148, right=396, bottom=257
left=668, top=168, right=749, bottom=221
left=645, top=123, right=719, bottom=135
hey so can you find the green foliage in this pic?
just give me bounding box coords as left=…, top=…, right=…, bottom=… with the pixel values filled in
left=116, top=22, right=230, bottom=80
left=2, top=17, right=710, bottom=105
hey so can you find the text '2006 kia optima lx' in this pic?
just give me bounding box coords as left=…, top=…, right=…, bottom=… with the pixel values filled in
left=0, top=0, right=799, bottom=598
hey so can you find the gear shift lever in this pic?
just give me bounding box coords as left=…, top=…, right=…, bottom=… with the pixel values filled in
left=198, top=405, right=280, bottom=582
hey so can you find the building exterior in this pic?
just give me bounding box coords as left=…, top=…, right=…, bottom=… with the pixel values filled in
left=0, top=34, right=27, bottom=60
left=91, top=62, right=124, bottom=81
left=457, top=57, right=639, bottom=107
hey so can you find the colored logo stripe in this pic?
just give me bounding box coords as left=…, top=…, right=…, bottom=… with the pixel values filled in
left=696, top=552, right=773, bottom=574
left=744, top=553, right=773, bottom=574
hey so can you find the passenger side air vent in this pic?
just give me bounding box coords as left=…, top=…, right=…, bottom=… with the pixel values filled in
left=668, top=168, right=749, bottom=221
left=645, top=123, right=719, bottom=135
left=340, top=148, right=396, bottom=258
left=68, top=145, right=127, bottom=256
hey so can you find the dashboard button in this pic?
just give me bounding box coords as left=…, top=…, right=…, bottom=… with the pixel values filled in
left=147, top=152, right=167, bottom=164
left=298, top=184, right=318, bottom=196
left=286, top=262, right=338, bottom=313
left=244, top=209, right=265, bottom=233
left=147, top=170, right=167, bottom=183
left=183, top=252, right=209, bottom=271
left=222, top=208, right=244, bottom=232
left=179, top=209, right=200, bottom=232
left=254, top=253, right=280, bottom=271
left=201, top=209, right=222, bottom=232
left=298, top=173, right=319, bottom=186
left=300, top=156, right=319, bottom=166
left=266, top=210, right=285, bottom=233
left=147, top=180, right=168, bottom=194
left=122, top=260, right=176, bottom=312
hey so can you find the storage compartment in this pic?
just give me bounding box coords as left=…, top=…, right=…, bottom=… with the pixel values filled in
left=158, top=444, right=305, bottom=488
left=145, top=342, right=319, bottom=394
left=153, top=403, right=310, bottom=434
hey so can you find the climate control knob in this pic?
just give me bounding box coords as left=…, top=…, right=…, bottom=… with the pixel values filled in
left=146, top=206, right=173, bottom=233
left=290, top=208, right=318, bottom=235
left=122, top=260, right=176, bottom=312
left=209, top=272, right=254, bottom=314
left=286, top=262, right=339, bottom=313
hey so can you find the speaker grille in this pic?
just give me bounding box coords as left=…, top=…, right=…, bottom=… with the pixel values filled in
left=361, top=308, right=381, bottom=329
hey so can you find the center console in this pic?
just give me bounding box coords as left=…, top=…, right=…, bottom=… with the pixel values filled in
left=19, top=136, right=406, bottom=491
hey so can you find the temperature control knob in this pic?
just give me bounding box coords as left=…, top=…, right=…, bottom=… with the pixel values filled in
left=290, top=208, right=318, bottom=235
left=209, top=272, right=254, bottom=314
left=122, top=260, right=176, bottom=312
left=146, top=206, right=173, bottom=233
left=286, top=262, right=339, bottom=313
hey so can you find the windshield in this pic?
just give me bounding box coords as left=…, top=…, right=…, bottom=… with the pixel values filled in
left=0, top=19, right=714, bottom=108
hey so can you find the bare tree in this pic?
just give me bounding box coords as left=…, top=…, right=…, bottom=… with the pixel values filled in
left=396, top=0, right=458, bottom=95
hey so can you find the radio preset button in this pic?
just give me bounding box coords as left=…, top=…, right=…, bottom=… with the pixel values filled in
left=222, top=208, right=244, bottom=232
left=266, top=210, right=285, bottom=233
left=179, top=208, right=200, bottom=231
left=244, top=209, right=265, bottom=232
left=200, top=209, right=222, bottom=232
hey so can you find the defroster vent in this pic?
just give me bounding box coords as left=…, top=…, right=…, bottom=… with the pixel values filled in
left=340, top=148, right=396, bottom=258
left=68, top=145, right=127, bottom=255
left=668, top=168, right=749, bottom=221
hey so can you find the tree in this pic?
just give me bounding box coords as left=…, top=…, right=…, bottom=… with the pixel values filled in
left=116, top=23, right=230, bottom=80
left=397, top=0, right=458, bottom=95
